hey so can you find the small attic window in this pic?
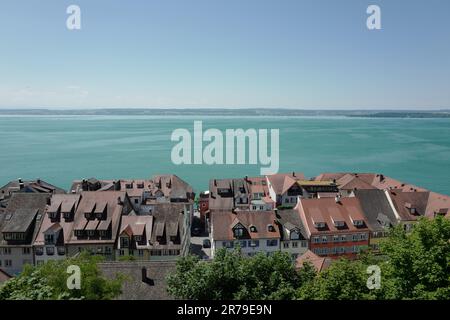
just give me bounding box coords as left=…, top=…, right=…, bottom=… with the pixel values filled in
left=250, top=225, right=257, bottom=233
left=267, top=224, right=275, bottom=232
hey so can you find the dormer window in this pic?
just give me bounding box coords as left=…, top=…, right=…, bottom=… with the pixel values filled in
left=87, top=230, right=96, bottom=237
left=63, top=211, right=72, bottom=220
left=314, top=222, right=326, bottom=229
left=249, top=225, right=257, bottom=233
left=137, top=183, right=144, bottom=189
left=134, top=235, right=142, bottom=242
left=333, top=220, right=345, bottom=228
left=267, top=224, right=275, bottom=232
left=120, top=237, right=130, bottom=247
left=85, top=212, right=94, bottom=220
left=353, top=220, right=364, bottom=227
left=233, top=227, right=244, bottom=238
left=48, top=211, right=58, bottom=220
left=126, top=183, right=133, bottom=189
left=44, top=233, right=55, bottom=244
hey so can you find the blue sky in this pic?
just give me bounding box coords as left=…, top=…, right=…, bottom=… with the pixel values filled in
left=0, top=0, right=449, bottom=109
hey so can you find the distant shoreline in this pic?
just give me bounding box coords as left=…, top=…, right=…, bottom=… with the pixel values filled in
left=0, top=108, right=449, bottom=118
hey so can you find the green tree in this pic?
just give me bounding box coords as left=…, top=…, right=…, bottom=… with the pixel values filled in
left=377, top=216, right=450, bottom=299
left=297, top=258, right=375, bottom=300
left=167, top=249, right=313, bottom=300
left=0, top=252, right=124, bottom=300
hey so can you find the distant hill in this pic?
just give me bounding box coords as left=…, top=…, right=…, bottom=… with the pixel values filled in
left=0, top=108, right=449, bottom=118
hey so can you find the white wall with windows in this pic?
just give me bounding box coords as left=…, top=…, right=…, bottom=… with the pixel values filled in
left=211, top=238, right=280, bottom=258
left=0, top=246, right=34, bottom=275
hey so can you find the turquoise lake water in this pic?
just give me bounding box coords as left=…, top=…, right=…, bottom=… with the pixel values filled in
left=0, top=115, right=449, bottom=195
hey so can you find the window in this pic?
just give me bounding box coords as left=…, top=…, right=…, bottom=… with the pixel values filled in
left=321, top=236, right=328, bottom=243
left=233, top=227, right=244, bottom=238
left=45, top=234, right=55, bottom=244
left=120, top=237, right=130, bottom=248
left=129, top=250, right=134, bottom=256
left=35, top=247, right=44, bottom=256
left=250, top=226, right=257, bottom=233
left=301, top=241, right=307, bottom=247
left=333, top=235, right=339, bottom=242
left=352, top=234, right=358, bottom=241
left=239, top=240, right=247, bottom=248
left=3, top=248, right=11, bottom=255
left=105, top=247, right=112, bottom=255
left=5, top=260, right=12, bottom=267
left=267, top=225, right=275, bottom=232
left=87, top=230, right=96, bottom=237
left=134, top=199, right=139, bottom=204
left=57, top=247, right=66, bottom=256
left=340, top=235, right=347, bottom=242
left=292, top=241, right=298, bottom=248
left=292, top=253, right=298, bottom=260
left=22, top=247, right=31, bottom=255
left=252, top=206, right=257, bottom=210
left=46, top=247, right=55, bottom=255
left=283, top=242, right=289, bottom=249
left=266, top=239, right=278, bottom=247
left=290, top=231, right=300, bottom=240
left=312, top=236, right=320, bottom=244
left=138, top=250, right=144, bottom=257
left=249, top=240, right=259, bottom=247
left=119, top=249, right=125, bottom=256
left=222, top=241, right=233, bottom=248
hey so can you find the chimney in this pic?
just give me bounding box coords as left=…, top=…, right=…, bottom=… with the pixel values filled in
left=214, top=179, right=217, bottom=187
left=292, top=172, right=295, bottom=177
left=18, top=178, right=22, bottom=183
left=117, top=197, right=123, bottom=205
left=380, top=174, right=385, bottom=182
left=114, top=180, right=121, bottom=191
left=37, top=178, right=41, bottom=184
left=335, top=194, right=342, bottom=203
left=244, top=175, right=248, bottom=181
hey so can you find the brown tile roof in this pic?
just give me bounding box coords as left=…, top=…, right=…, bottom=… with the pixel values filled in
left=387, top=189, right=430, bottom=221
left=0, top=179, right=65, bottom=197
left=68, top=191, right=130, bottom=244
left=315, top=172, right=427, bottom=193
left=353, top=189, right=398, bottom=231
left=267, top=172, right=305, bottom=194
left=0, top=193, right=50, bottom=246
left=148, top=203, right=187, bottom=250
left=209, top=179, right=235, bottom=210
left=211, top=210, right=280, bottom=241
left=276, top=209, right=308, bottom=240
left=297, top=197, right=369, bottom=237
left=295, top=250, right=331, bottom=272
left=336, top=174, right=376, bottom=190
left=34, top=194, right=81, bottom=246
left=424, top=192, right=450, bottom=218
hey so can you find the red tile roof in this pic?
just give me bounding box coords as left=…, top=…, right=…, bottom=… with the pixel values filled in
left=297, top=197, right=369, bottom=237
left=211, top=210, right=280, bottom=241
left=295, top=250, right=331, bottom=272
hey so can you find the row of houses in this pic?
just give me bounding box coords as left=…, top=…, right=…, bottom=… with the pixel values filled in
left=1, top=171, right=449, bottom=277
left=0, top=175, right=194, bottom=275
left=207, top=172, right=450, bottom=262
